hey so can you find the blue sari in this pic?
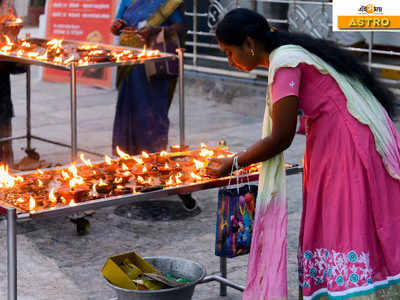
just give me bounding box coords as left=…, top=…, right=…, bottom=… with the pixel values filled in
left=112, top=0, right=183, bottom=155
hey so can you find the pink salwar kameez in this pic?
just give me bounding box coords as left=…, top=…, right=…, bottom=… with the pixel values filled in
left=252, top=61, right=400, bottom=299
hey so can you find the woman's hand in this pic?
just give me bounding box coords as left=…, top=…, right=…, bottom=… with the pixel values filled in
left=137, top=25, right=162, bottom=45
left=111, top=19, right=127, bottom=35
left=206, top=157, right=234, bottom=178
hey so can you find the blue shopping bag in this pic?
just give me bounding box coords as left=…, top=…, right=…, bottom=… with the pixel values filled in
left=215, top=157, right=257, bottom=258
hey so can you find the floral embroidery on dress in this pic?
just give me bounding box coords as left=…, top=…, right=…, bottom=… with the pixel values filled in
left=298, top=249, right=373, bottom=291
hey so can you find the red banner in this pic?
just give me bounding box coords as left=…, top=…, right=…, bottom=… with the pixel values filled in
left=43, top=0, right=117, bottom=88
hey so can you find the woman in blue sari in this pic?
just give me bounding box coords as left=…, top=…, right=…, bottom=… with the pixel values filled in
left=111, top=0, right=185, bottom=155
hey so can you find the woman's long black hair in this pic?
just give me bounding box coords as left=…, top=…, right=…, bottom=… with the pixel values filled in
left=216, top=8, right=398, bottom=119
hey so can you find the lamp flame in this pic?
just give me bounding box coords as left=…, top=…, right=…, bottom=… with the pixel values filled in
left=166, top=175, right=174, bottom=186
left=98, top=178, right=107, bottom=186
left=193, top=159, right=204, bottom=169
left=116, top=146, right=131, bottom=160
left=79, top=153, right=93, bottom=167
left=29, top=196, right=36, bottom=211
left=137, top=176, right=145, bottom=184
left=190, top=172, right=202, bottom=181
left=61, top=170, right=70, bottom=180
left=175, top=172, right=183, bottom=184
left=68, top=164, right=78, bottom=177
left=49, top=188, right=57, bottom=204
left=69, top=176, right=84, bottom=189
left=132, top=156, right=144, bottom=164
left=104, top=155, right=112, bottom=165
left=199, top=148, right=214, bottom=158
left=114, top=177, right=123, bottom=184
left=0, top=164, right=17, bottom=188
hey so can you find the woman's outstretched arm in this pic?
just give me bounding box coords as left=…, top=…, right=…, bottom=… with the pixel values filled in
left=207, top=95, right=298, bottom=177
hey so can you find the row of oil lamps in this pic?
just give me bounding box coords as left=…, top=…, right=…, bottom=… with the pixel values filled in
left=0, top=35, right=162, bottom=66
left=0, top=144, right=236, bottom=213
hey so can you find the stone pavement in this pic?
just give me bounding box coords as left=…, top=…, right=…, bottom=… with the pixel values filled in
left=0, top=66, right=306, bottom=300
left=1, top=26, right=398, bottom=300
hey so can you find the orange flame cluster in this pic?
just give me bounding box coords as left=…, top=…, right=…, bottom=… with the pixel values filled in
left=0, top=143, right=240, bottom=213
left=0, top=165, right=23, bottom=188
left=0, top=36, right=164, bottom=66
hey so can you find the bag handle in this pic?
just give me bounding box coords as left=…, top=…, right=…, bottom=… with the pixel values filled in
left=243, top=165, right=252, bottom=192
left=227, top=156, right=240, bottom=193
left=227, top=155, right=254, bottom=192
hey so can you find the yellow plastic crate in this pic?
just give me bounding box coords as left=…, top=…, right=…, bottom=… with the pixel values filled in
left=102, top=251, right=161, bottom=290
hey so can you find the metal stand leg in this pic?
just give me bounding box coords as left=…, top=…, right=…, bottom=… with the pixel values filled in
left=368, top=32, right=374, bottom=71
left=220, top=256, right=227, bottom=296
left=193, top=0, right=198, bottom=67
left=70, top=63, right=77, bottom=161
left=176, top=48, right=185, bottom=147
left=7, top=207, right=17, bottom=300
left=26, top=65, right=32, bottom=151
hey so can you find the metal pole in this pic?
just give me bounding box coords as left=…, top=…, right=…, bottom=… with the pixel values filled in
left=7, top=207, right=17, bottom=300
left=26, top=65, right=31, bottom=151
left=368, top=32, right=374, bottom=72
left=200, top=275, right=245, bottom=291
left=220, top=256, right=227, bottom=296
left=70, top=62, right=77, bottom=161
left=177, top=49, right=185, bottom=147
left=250, top=0, right=258, bottom=11
left=193, top=0, right=198, bottom=66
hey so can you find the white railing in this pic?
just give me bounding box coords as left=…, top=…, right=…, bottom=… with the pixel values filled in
left=184, top=0, right=400, bottom=94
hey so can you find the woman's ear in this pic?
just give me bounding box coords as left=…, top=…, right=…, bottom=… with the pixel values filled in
left=245, top=36, right=256, bottom=51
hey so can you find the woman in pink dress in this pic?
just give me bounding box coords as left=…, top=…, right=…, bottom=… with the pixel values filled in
left=207, top=8, right=400, bottom=300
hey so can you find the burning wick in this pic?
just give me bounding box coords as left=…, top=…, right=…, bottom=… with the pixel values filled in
left=132, top=156, right=144, bottom=164
left=116, top=146, right=131, bottom=160
left=49, top=188, right=57, bottom=204
left=61, top=170, right=70, bottom=180
left=166, top=175, right=174, bottom=186
left=29, top=196, right=36, bottom=212
left=190, top=172, right=202, bottom=181
left=98, top=178, right=107, bottom=186
left=114, top=177, right=123, bottom=184
left=104, top=155, right=112, bottom=165
left=193, top=159, right=204, bottom=170
left=175, top=172, right=183, bottom=184
left=79, top=153, right=93, bottom=167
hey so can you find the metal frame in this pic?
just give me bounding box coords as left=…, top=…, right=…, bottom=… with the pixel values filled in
left=184, top=0, right=400, bottom=94
left=0, top=165, right=303, bottom=300
left=0, top=39, right=186, bottom=161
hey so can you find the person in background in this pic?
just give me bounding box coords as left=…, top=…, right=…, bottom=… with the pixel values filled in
left=110, top=0, right=185, bottom=155
left=0, top=63, right=25, bottom=166
left=208, top=8, right=400, bottom=300
left=0, top=2, right=26, bottom=166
